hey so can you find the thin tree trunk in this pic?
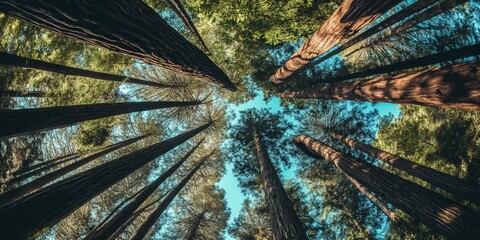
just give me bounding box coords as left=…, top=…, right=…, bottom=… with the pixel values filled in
left=166, top=0, right=209, bottom=52
left=269, top=0, right=402, bottom=84
left=0, top=90, right=45, bottom=98
left=0, top=100, right=200, bottom=140
left=12, top=152, right=79, bottom=177
left=0, top=134, right=149, bottom=207
left=253, top=127, right=307, bottom=240
left=0, top=52, right=178, bottom=88
left=340, top=201, right=371, bottom=239
left=186, top=210, right=206, bottom=240
left=0, top=123, right=209, bottom=240
left=293, top=135, right=480, bottom=239
left=281, top=61, right=480, bottom=111
left=330, top=132, right=480, bottom=205
left=0, top=1, right=236, bottom=91
left=131, top=154, right=209, bottom=240
left=84, top=140, right=203, bottom=240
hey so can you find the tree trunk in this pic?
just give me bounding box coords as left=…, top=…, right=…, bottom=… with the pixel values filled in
left=0, top=90, right=45, bottom=98
left=12, top=152, right=79, bottom=177
left=0, top=1, right=236, bottom=91
left=186, top=210, right=206, bottom=240
left=269, top=0, right=402, bottom=84
left=131, top=155, right=209, bottom=240
left=293, top=135, right=480, bottom=239
left=0, top=52, right=178, bottom=88
left=340, top=201, right=371, bottom=239
left=0, top=134, right=149, bottom=207
left=166, top=0, right=209, bottom=52
left=282, top=61, right=480, bottom=111
left=0, top=100, right=200, bottom=140
left=253, top=127, right=307, bottom=240
left=84, top=141, right=202, bottom=240
left=0, top=123, right=209, bottom=240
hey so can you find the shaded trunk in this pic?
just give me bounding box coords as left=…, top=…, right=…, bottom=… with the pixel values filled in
left=253, top=127, right=307, bottom=240
left=13, top=152, right=79, bottom=177
left=0, top=90, right=45, bottom=98
left=84, top=141, right=202, bottom=240
left=270, top=0, right=402, bottom=83
left=0, top=1, right=235, bottom=91
left=166, top=0, right=209, bottom=52
left=0, top=123, right=209, bottom=240
left=293, top=135, right=480, bottom=239
left=330, top=132, right=480, bottom=205
left=0, top=134, right=149, bottom=207
left=0, top=52, right=178, bottom=88
left=186, top=210, right=206, bottom=240
left=131, top=155, right=209, bottom=240
left=0, top=100, right=200, bottom=140
left=282, top=62, right=480, bottom=111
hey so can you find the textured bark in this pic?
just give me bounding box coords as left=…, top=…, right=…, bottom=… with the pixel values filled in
left=84, top=141, right=202, bottom=240
left=131, top=155, right=209, bottom=240
left=0, top=1, right=236, bottom=91
left=282, top=62, right=480, bottom=110
left=270, top=0, right=402, bottom=83
left=0, top=100, right=200, bottom=140
left=166, top=0, right=209, bottom=52
left=293, top=135, right=480, bottom=239
left=186, top=210, right=206, bottom=240
left=0, top=90, right=45, bottom=98
left=0, top=135, right=149, bottom=207
left=253, top=127, right=307, bottom=240
left=12, top=153, right=79, bottom=177
left=0, top=52, right=176, bottom=88
left=0, top=123, right=209, bottom=240
left=330, top=132, right=480, bottom=205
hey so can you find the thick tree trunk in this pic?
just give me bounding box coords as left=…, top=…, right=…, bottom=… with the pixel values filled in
left=269, top=0, right=402, bottom=84
left=186, top=210, right=206, bottom=240
left=330, top=132, right=480, bottom=205
left=0, top=134, right=149, bottom=207
left=0, top=90, right=45, bottom=98
left=0, top=100, right=200, bottom=140
left=166, top=0, right=209, bottom=52
left=253, top=127, right=307, bottom=240
left=12, top=152, right=79, bottom=177
left=84, top=141, right=202, bottom=240
left=131, top=155, right=209, bottom=240
left=0, top=1, right=236, bottom=91
left=0, top=123, right=209, bottom=240
left=0, top=52, right=177, bottom=88
left=282, top=62, right=480, bottom=110
left=293, top=135, right=480, bottom=239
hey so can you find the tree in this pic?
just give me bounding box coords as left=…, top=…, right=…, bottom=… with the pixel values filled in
left=0, top=0, right=236, bottom=91
left=0, top=90, right=45, bottom=98
left=11, top=152, right=79, bottom=178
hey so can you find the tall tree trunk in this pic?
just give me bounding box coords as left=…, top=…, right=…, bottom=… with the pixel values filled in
left=0, top=52, right=178, bottom=88
left=0, top=123, right=209, bottom=240
left=281, top=61, right=480, bottom=111
left=0, top=134, right=149, bottom=207
left=269, top=0, right=402, bottom=84
left=293, top=135, right=480, bottom=239
left=0, top=1, right=236, bottom=91
left=186, top=210, right=206, bottom=240
left=253, top=127, right=307, bottom=240
left=165, top=0, right=209, bottom=52
left=330, top=132, right=480, bottom=205
left=0, top=100, right=200, bottom=140
left=131, top=154, right=209, bottom=240
left=0, top=90, right=45, bottom=98
left=12, top=152, right=79, bottom=177
left=84, top=140, right=202, bottom=240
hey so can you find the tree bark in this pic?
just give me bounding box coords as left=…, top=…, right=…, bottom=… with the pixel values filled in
left=12, top=152, right=79, bottom=177
left=253, top=127, right=307, bottom=240
left=282, top=61, right=480, bottom=111
left=186, top=210, right=206, bottom=240
left=0, top=90, right=45, bottom=98
left=0, top=123, right=209, bottom=240
left=131, top=155, right=209, bottom=240
left=269, top=0, right=402, bottom=84
left=293, top=135, right=480, bottom=239
left=0, top=1, right=236, bottom=91
left=0, top=134, right=149, bottom=207
left=84, top=140, right=202, bottom=240
left=0, top=52, right=178, bottom=88
left=0, top=100, right=200, bottom=140
left=330, top=132, right=480, bottom=205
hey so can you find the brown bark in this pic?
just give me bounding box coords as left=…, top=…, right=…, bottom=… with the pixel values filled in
left=0, top=1, right=236, bottom=91
left=330, top=132, right=480, bottom=205
left=0, top=134, right=149, bottom=207
left=253, top=127, right=307, bottom=240
left=131, top=154, right=210, bottom=240
left=293, top=135, right=480, bottom=239
left=12, top=152, right=79, bottom=177
left=0, top=100, right=200, bottom=140
left=0, top=123, right=209, bottom=240
left=0, top=90, right=45, bottom=98
left=186, top=210, right=206, bottom=240
left=270, top=0, right=402, bottom=84
left=281, top=62, right=480, bottom=111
